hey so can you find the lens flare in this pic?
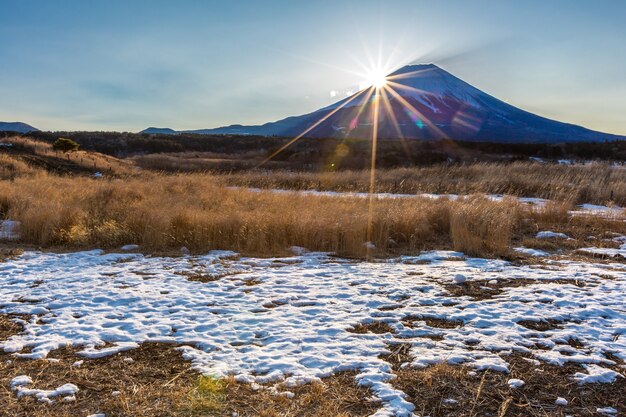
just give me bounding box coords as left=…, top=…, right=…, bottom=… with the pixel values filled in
left=360, top=69, right=388, bottom=90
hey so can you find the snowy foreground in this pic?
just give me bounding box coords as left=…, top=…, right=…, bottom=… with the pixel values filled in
left=1, top=249, right=626, bottom=416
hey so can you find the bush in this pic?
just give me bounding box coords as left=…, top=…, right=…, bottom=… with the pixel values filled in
left=52, top=137, right=80, bottom=153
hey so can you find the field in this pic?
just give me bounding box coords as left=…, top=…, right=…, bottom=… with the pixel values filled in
left=1, top=135, right=625, bottom=416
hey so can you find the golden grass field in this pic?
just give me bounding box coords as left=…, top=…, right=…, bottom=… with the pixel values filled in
left=1, top=135, right=625, bottom=258
left=1, top=172, right=624, bottom=259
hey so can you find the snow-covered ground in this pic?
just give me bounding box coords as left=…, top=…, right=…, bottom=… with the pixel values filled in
left=1, top=249, right=625, bottom=416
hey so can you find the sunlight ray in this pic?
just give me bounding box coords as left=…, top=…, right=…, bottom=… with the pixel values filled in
left=256, top=88, right=369, bottom=168
left=386, top=80, right=435, bottom=99
left=379, top=86, right=414, bottom=162
left=383, top=84, right=448, bottom=139
left=386, top=67, right=435, bottom=81
left=366, top=88, right=381, bottom=260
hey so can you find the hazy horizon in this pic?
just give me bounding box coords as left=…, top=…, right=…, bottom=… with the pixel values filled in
left=2, top=0, right=625, bottom=135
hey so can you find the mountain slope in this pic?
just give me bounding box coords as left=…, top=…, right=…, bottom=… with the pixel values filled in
left=0, top=121, right=39, bottom=133
left=143, top=64, right=625, bottom=143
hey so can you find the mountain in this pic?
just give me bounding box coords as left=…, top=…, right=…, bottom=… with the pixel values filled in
left=139, top=127, right=178, bottom=135
left=140, top=64, right=625, bottom=143
left=0, top=121, right=39, bottom=133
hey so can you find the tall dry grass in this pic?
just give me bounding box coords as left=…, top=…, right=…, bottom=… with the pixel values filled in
left=0, top=172, right=543, bottom=257
left=450, top=196, right=520, bottom=257
left=219, top=162, right=626, bottom=206
left=0, top=154, right=47, bottom=179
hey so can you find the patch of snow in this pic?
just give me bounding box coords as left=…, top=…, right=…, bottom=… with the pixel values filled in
left=120, top=244, right=140, bottom=251
left=555, top=397, right=568, bottom=406
left=578, top=240, right=626, bottom=258
left=573, top=364, right=623, bottom=384
left=0, top=220, right=20, bottom=240
left=514, top=247, right=549, bottom=257
left=507, top=378, right=525, bottom=388
left=10, top=375, right=32, bottom=389
left=536, top=231, right=569, bottom=239
left=453, top=274, right=466, bottom=284
left=571, top=204, right=624, bottom=219
left=11, top=379, right=79, bottom=403
left=597, top=407, right=618, bottom=416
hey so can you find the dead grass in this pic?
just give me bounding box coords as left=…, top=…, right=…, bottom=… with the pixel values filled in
left=450, top=196, right=519, bottom=257
left=0, top=173, right=455, bottom=258
left=347, top=321, right=395, bottom=334
left=402, top=315, right=464, bottom=329
left=391, top=352, right=626, bottom=417
left=1, top=164, right=624, bottom=259
left=0, top=136, right=135, bottom=177
left=0, top=315, right=27, bottom=341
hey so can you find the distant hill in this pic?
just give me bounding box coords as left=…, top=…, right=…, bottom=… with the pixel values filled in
left=0, top=121, right=39, bottom=133
left=146, top=64, right=625, bottom=143
left=139, top=127, right=178, bottom=135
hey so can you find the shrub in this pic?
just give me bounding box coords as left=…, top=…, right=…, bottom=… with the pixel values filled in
left=52, top=137, right=80, bottom=153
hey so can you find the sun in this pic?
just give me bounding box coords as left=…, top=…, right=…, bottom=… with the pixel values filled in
left=360, top=69, right=388, bottom=90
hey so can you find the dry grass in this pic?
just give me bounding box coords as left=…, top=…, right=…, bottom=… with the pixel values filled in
left=0, top=136, right=135, bottom=176
left=2, top=144, right=626, bottom=259
left=0, top=173, right=456, bottom=257
left=0, top=154, right=46, bottom=179
left=450, top=196, right=519, bottom=257
left=391, top=353, right=625, bottom=417
left=220, top=162, right=626, bottom=205
left=1, top=171, right=624, bottom=259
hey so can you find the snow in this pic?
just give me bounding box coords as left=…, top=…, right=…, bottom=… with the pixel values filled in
left=1, top=249, right=626, bottom=416
left=571, top=204, right=624, bottom=219
left=514, top=247, right=549, bottom=257
left=536, top=231, right=569, bottom=239
left=120, top=244, right=140, bottom=251
left=9, top=376, right=79, bottom=403
left=507, top=378, right=525, bottom=388
left=579, top=239, right=626, bottom=258
left=555, top=397, right=568, bottom=406
left=597, top=407, right=618, bottom=415
left=572, top=364, right=623, bottom=384
left=10, top=375, right=32, bottom=389
left=0, top=220, right=20, bottom=240
left=453, top=274, right=466, bottom=284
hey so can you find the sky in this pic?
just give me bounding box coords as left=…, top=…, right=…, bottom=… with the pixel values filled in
left=1, top=0, right=625, bottom=134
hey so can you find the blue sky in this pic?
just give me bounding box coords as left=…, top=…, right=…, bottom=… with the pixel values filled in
left=1, top=0, right=625, bottom=134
